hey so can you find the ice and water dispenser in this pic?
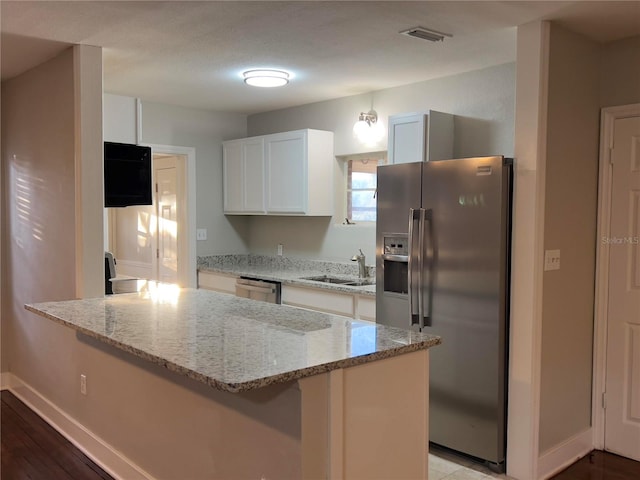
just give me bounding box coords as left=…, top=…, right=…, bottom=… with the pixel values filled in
left=382, top=235, right=409, bottom=295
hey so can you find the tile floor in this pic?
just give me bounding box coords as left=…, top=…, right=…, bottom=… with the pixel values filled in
left=429, top=449, right=511, bottom=480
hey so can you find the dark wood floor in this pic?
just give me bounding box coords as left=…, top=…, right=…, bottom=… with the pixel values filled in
left=551, top=450, right=640, bottom=480
left=1, top=390, right=113, bottom=480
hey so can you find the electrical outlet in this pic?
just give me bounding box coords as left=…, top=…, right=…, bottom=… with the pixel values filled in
left=80, top=374, right=87, bottom=395
left=196, top=229, right=207, bottom=241
left=277, top=244, right=283, bottom=256
left=544, top=249, right=561, bottom=271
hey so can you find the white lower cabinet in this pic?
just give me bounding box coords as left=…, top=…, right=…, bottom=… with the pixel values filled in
left=282, top=285, right=355, bottom=317
left=198, top=271, right=237, bottom=294
left=282, top=285, right=376, bottom=321
left=355, top=295, right=376, bottom=321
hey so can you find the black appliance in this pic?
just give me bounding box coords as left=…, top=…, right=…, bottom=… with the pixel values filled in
left=104, top=142, right=152, bottom=207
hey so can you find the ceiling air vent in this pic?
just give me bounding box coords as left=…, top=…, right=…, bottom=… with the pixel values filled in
left=400, top=26, right=451, bottom=43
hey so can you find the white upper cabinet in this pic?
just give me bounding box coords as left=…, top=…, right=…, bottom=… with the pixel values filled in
left=265, top=131, right=306, bottom=213
left=223, top=129, right=334, bottom=216
left=223, top=137, right=266, bottom=213
left=103, top=94, right=139, bottom=144
left=388, top=110, right=454, bottom=164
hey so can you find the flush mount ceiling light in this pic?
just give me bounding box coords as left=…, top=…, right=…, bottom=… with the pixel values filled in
left=353, top=110, right=385, bottom=147
left=243, top=69, right=289, bottom=87
left=400, top=26, right=452, bottom=42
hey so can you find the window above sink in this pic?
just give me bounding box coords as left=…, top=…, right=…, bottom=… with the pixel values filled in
left=337, top=151, right=387, bottom=225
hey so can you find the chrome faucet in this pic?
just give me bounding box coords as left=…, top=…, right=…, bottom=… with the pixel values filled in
left=351, top=249, right=367, bottom=279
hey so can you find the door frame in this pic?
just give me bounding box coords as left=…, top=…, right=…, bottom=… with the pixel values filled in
left=592, top=102, right=640, bottom=450
left=143, top=143, right=197, bottom=288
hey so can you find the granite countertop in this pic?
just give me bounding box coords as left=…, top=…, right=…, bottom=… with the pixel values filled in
left=198, top=254, right=376, bottom=296
left=26, top=286, right=440, bottom=394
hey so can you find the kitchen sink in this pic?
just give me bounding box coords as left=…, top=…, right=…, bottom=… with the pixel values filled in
left=344, top=279, right=375, bottom=286
left=301, top=275, right=375, bottom=287
left=301, top=275, right=354, bottom=284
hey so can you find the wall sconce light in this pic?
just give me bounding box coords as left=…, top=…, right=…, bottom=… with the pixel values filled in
left=353, top=110, right=385, bottom=147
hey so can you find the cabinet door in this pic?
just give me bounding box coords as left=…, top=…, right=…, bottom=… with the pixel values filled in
left=425, top=111, right=454, bottom=161
left=223, top=141, right=244, bottom=212
left=242, top=137, right=265, bottom=213
left=265, top=131, right=307, bottom=213
left=282, top=285, right=355, bottom=317
left=356, top=295, right=376, bottom=321
left=103, top=94, right=138, bottom=144
left=388, top=113, right=426, bottom=164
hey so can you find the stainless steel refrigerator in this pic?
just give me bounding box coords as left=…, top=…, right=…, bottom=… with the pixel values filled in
left=376, top=156, right=512, bottom=470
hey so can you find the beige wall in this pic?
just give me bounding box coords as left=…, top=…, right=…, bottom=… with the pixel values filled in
left=24, top=324, right=303, bottom=479
left=600, top=35, right=640, bottom=107
left=2, top=48, right=78, bottom=376
left=538, top=30, right=640, bottom=455
left=538, top=24, right=601, bottom=453
left=2, top=44, right=104, bottom=371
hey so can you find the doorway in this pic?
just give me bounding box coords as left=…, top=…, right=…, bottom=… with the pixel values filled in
left=594, top=103, right=640, bottom=462
left=107, top=145, right=197, bottom=287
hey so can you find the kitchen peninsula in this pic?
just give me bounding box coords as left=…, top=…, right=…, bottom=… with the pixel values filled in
left=26, top=285, right=440, bottom=480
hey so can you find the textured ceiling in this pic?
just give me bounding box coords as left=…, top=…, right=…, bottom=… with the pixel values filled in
left=2, top=1, right=639, bottom=114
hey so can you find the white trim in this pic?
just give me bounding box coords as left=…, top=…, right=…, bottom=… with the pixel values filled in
left=592, top=103, right=640, bottom=450
left=1, top=372, right=15, bottom=390
left=2, top=373, right=155, bottom=480
left=537, top=428, right=593, bottom=480
left=141, top=143, right=197, bottom=288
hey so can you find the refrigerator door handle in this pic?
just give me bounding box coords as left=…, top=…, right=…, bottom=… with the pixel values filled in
left=408, top=208, right=419, bottom=323
left=417, top=208, right=426, bottom=329
left=422, top=209, right=433, bottom=328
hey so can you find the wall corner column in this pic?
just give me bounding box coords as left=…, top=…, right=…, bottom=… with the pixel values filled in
left=507, top=20, right=550, bottom=480
left=73, top=44, right=104, bottom=299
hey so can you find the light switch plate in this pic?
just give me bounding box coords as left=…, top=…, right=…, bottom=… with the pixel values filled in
left=196, top=228, right=207, bottom=241
left=544, top=249, right=561, bottom=271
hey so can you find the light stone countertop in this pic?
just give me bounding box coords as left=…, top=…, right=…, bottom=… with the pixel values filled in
left=26, top=286, right=440, bottom=393
left=198, top=254, right=376, bottom=296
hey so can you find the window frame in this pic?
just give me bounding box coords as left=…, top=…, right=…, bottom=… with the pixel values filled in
left=343, top=152, right=387, bottom=224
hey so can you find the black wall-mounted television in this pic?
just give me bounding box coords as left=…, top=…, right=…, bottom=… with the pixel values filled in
left=104, top=142, right=152, bottom=208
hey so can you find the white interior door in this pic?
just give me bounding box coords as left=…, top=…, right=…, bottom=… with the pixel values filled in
left=605, top=115, right=640, bottom=461
left=155, top=156, right=180, bottom=284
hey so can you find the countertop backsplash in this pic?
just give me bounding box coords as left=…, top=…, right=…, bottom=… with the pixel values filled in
left=197, top=254, right=375, bottom=279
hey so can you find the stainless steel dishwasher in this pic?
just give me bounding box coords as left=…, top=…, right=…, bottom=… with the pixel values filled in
left=235, top=277, right=282, bottom=304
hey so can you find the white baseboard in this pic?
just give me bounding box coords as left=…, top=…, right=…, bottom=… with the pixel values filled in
left=2, top=373, right=155, bottom=480
left=537, top=427, right=593, bottom=479
left=1, top=371, right=15, bottom=390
